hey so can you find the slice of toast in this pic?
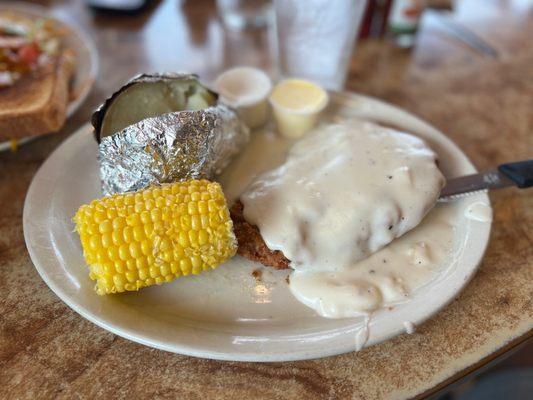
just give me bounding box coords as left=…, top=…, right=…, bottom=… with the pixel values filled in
left=230, top=200, right=290, bottom=269
left=0, top=52, right=74, bottom=141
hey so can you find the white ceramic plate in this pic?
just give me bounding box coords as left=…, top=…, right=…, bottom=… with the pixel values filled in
left=23, top=93, right=491, bottom=361
left=0, top=1, right=99, bottom=152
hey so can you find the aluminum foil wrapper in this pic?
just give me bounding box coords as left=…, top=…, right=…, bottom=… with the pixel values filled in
left=94, top=72, right=249, bottom=195
left=98, top=104, right=249, bottom=195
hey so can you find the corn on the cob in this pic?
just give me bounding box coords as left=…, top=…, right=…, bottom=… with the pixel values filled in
left=73, top=180, right=237, bottom=295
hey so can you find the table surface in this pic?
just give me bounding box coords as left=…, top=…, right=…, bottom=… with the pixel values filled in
left=1, top=0, right=532, bottom=399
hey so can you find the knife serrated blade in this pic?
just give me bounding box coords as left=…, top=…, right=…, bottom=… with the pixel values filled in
left=439, top=170, right=515, bottom=201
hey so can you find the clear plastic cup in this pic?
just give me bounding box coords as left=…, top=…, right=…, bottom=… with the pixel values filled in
left=274, top=0, right=368, bottom=90
left=217, top=0, right=272, bottom=30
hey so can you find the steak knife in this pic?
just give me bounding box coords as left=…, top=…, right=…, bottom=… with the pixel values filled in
left=439, top=159, right=533, bottom=200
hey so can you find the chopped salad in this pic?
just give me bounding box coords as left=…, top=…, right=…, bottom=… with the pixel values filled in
left=0, top=12, right=65, bottom=87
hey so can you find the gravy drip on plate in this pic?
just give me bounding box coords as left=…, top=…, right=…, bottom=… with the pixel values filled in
left=289, top=205, right=455, bottom=318
left=465, top=201, right=492, bottom=223
left=240, top=120, right=448, bottom=318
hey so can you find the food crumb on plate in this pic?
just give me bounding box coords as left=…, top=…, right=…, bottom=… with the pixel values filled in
left=251, top=268, right=263, bottom=281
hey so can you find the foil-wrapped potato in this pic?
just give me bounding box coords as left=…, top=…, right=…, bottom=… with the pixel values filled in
left=92, top=73, right=249, bottom=195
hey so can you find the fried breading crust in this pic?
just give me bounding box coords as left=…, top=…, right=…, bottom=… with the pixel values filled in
left=230, top=201, right=290, bottom=269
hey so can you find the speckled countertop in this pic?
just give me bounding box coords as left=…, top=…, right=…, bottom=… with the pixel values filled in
left=0, top=0, right=531, bottom=399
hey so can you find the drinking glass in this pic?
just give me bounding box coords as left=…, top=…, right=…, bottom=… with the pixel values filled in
left=217, top=0, right=272, bottom=30
left=274, top=0, right=368, bottom=90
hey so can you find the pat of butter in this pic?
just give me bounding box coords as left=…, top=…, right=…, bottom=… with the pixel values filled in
left=269, top=79, right=329, bottom=138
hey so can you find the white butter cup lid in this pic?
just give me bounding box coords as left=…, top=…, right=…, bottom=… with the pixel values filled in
left=214, top=67, right=272, bottom=108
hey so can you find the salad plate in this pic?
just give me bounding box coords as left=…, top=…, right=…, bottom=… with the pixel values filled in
left=0, top=1, right=98, bottom=151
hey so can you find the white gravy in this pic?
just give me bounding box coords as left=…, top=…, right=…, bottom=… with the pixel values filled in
left=289, top=205, right=455, bottom=318
left=237, top=120, right=449, bottom=318
left=241, top=120, right=445, bottom=272
left=465, top=202, right=492, bottom=223
left=403, top=321, right=416, bottom=334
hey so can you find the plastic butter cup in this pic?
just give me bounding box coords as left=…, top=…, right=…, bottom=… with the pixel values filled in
left=269, top=78, right=329, bottom=139
left=214, top=67, right=272, bottom=129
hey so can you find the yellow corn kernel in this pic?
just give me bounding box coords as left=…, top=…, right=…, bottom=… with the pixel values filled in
left=73, top=180, right=237, bottom=295
left=132, top=226, right=145, bottom=242
left=125, top=271, right=137, bottom=283
left=126, top=213, right=141, bottom=227
left=150, top=208, right=162, bottom=222
left=101, top=233, right=112, bottom=248
left=145, top=198, right=155, bottom=210
left=111, top=230, right=123, bottom=246
left=198, top=201, right=208, bottom=214
left=99, top=220, right=112, bottom=233
left=170, top=261, right=179, bottom=275
left=112, top=216, right=125, bottom=229
left=198, top=230, right=209, bottom=245
left=160, top=264, right=171, bottom=276
left=89, top=235, right=100, bottom=250
left=180, top=258, right=192, bottom=275
left=114, top=260, right=126, bottom=273
left=123, top=226, right=133, bottom=242
left=191, top=215, right=201, bottom=231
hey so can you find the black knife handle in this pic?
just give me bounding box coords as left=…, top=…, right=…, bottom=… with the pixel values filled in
left=498, top=160, right=533, bottom=188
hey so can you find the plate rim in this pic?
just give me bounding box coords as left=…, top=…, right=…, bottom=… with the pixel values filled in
left=0, top=1, right=99, bottom=151
left=23, top=92, right=492, bottom=361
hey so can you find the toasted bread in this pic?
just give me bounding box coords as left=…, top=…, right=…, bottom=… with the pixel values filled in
left=230, top=200, right=290, bottom=269
left=0, top=52, right=74, bottom=141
